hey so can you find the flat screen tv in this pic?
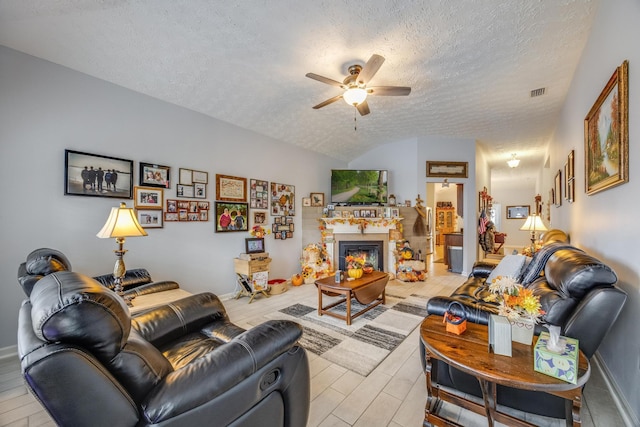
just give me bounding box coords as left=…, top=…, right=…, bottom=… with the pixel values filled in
left=330, top=169, right=388, bottom=205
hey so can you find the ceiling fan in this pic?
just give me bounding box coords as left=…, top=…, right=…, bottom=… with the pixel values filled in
left=306, top=54, right=411, bottom=116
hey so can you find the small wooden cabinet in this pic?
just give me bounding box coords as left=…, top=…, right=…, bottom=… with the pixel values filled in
left=234, top=257, right=271, bottom=303
left=436, top=207, right=456, bottom=245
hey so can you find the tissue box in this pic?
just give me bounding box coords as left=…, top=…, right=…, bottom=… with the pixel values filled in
left=533, top=331, right=579, bottom=384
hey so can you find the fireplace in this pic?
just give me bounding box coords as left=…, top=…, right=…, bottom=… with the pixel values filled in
left=338, top=240, right=384, bottom=271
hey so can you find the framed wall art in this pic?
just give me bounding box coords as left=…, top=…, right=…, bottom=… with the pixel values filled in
left=140, top=162, right=170, bottom=188
left=177, top=184, right=194, bottom=198
left=137, top=210, right=163, bottom=229
left=554, top=170, right=562, bottom=207
left=426, top=161, right=468, bottom=178
left=192, top=170, right=208, bottom=184
left=134, top=186, right=163, bottom=209
left=253, top=210, right=267, bottom=225
left=270, top=182, right=295, bottom=216
left=584, top=60, right=629, bottom=195
left=302, top=197, right=311, bottom=207
left=272, top=216, right=294, bottom=240
left=245, top=238, right=265, bottom=254
left=216, top=174, right=247, bottom=202
left=249, top=178, right=269, bottom=209
left=164, top=199, right=209, bottom=222
left=64, top=149, right=133, bottom=199
left=215, top=202, right=248, bottom=232
left=310, top=192, right=324, bottom=207
left=194, top=182, right=206, bottom=199
left=506, top=205, right=530, bottom=219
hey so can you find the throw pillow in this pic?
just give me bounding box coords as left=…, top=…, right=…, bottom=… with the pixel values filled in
left=486, top=254, right=527, bottom=284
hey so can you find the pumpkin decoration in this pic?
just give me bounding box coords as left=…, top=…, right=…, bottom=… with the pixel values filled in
left=348, top=268, right=363, bottom=279
left=291, top=274, right=304, bottom=286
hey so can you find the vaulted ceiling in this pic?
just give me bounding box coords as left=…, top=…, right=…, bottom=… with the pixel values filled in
left=0, top=1, right=599, bottom=182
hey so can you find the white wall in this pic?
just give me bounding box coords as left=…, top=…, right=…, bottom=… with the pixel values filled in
left=492, top=184, right=537, bottom=249
left=545, top=0, right=639, bottom=422
left=0, top=46, right=345, bottom=348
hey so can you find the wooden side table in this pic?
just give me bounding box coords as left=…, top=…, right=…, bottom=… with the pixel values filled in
left=420, top=315, right=590, bottom=427
left=233, top=257, right=271, bottom=303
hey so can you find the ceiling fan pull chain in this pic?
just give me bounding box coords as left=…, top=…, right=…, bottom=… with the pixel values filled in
left=354, top=107, right=357, bottom=131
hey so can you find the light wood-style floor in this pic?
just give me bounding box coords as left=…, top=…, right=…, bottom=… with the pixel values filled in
left=0, top=251, right=625, bottom=426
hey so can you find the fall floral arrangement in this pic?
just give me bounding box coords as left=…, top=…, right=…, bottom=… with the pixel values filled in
left=249, top=225, right=271, bottom=238
left=345, top=255, right=365, bottom=270
left=484, top=275, right=545, bottom=323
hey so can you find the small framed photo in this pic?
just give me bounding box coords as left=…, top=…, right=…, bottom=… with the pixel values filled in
left=310, top=193, right=324, bottom=207
left=253, top=211, right=267, bottom=225
left=64, top=149, right=133, bottom=199
left=353, top=210, right=360, bottom=218
left=177, top=184, right=194, bottom=198
left=199, top=210, right=209, bottom=221
left=194, top=182, right=206, bottom=199
left=164, top=212, right=179, bottom=222
left=302, top=197, right=311, bottom=207
left=405, top=200, right=412, bottom=207
left=192, top=170, right=208, bottom=184
left=198, top=201, right=210, bottom=210
left=370, top=209, right=377, bottom=218
left=134, top=186, right=163, bottom=209
left=140, top=162, right=170, bottom=188
left=327, top=204, right=335, bottom=211
left=391, top=208, right=400, bottom=217
left=179, top=168, right=193, bottom=185
left=274, top=216, right=282, bottom=224
left=245, top=237, right=265, bottom=254
left=137, top=210, right=163, bottom=228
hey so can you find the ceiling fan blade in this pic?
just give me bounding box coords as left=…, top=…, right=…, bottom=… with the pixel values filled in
left=367, top=86, right=411, bottom=96
left=356, top=100, right=370, bottom=116
left=357, top=54, right=385, bottom=85
left=306, top=73, right=345, bottom=88
left=312, top=94, right=343, bottom=109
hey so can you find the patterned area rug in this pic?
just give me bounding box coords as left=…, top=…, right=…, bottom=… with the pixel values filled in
left=261, top=292, right=430, bottom=376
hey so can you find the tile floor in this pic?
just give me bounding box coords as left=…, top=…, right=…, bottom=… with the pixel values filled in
left=0, top=253, right=626, bottom=426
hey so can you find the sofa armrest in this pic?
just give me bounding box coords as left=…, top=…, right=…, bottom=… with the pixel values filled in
left=131, top=293, right=228, bottom=346
left=123, top=280, right=180, bottom=297
left=426, top=296, right=495, bottom=325
left=93, top=268, right=152, bottom=291
left=140, top=320, right=303, bottom=423
left=470, top=261, right=497, bottom=278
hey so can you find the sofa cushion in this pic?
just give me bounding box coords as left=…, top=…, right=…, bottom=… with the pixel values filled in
left=485, top=255, right=527, bottom=284
left=528, top=277, right=578, bottom=326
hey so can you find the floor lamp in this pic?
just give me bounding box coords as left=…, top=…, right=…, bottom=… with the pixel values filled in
left=520, top=214, right=547, bottom=254
left=97, top=202, right=147, bottom=302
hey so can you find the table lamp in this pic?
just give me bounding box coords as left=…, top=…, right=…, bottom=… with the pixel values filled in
left=520, top=214, right=547, bottom=254
left=97, top=202, right=147, bottom=299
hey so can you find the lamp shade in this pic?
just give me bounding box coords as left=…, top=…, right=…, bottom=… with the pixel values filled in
left=97, top=202, right=148, bottom=238
left=343, top=88, right=367, bottom=106
left=520, top=215, right=548, bottom=232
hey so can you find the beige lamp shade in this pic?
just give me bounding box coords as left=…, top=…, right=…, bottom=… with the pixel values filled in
left=520, top=215, right=548, bottom=233
left=97, top=202, right=147, bottom=238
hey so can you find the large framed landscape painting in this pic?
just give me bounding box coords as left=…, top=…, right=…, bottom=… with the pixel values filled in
left=584, top=60, right=629, bottom=195
left=64, top=149, right=133, bottom=199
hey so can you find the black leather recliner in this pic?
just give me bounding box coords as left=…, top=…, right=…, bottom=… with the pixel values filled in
left=17, top=248, right=310, bottom=426
left=422, top=240, right=627, bottom=419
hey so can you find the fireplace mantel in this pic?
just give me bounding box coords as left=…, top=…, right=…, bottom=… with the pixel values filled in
left=319, top=217, right=401, bottom=234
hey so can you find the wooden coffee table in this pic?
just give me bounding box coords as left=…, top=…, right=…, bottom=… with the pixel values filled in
left=420, top=315, right=590, bottom=427
left=315, top=271, right=389, bottom=325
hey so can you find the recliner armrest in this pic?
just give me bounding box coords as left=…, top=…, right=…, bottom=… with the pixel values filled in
left=140, top=319, right=303, bottom=423
left=131, top=293, right=228, bottom=346
left=470, top=261, right=497, bottom=278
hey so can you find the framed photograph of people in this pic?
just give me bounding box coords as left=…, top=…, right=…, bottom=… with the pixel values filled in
left=136, top=210, right=163, bottom=229
left=249, top=178, right=269, bottom=209
left=64, top=149, right=133, bottom=199
left=139, top=162, right=170, bottom=188
left=194, top=182, right=206, bottom=199
left=177, top=184, right=194, bottom=198
left=134, top=186, right=163, bottom=209
left=215, top=202, right=248, bottom=232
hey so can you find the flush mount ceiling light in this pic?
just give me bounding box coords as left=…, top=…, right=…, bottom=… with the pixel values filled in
left=507, top=153, right=521, bottom=168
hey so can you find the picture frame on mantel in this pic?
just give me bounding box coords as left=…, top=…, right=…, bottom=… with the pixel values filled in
left=426, top=161, right=468, bottom=178
left=584, top=60, right=629, bottom=195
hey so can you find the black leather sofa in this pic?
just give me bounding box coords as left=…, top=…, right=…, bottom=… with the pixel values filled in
left=422, top=234, right=627, bottom=419
left=16, top=248, right=310, bottom=426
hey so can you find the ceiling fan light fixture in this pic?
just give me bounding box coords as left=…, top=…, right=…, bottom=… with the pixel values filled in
left=343, top=87, right=367, bottom=106
left=507, top=153, right=521, bottom=168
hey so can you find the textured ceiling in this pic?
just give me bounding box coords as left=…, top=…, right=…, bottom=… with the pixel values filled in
left=0, top=0, right=599, bottom=181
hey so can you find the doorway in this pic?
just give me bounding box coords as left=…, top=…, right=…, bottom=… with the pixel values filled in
left=426, top=182, right=464, bottom=270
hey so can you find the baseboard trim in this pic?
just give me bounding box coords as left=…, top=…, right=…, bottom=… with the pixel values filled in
left=593, top=352, right=638, bottom=427
left=0, top=345, right=18, bottom=360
